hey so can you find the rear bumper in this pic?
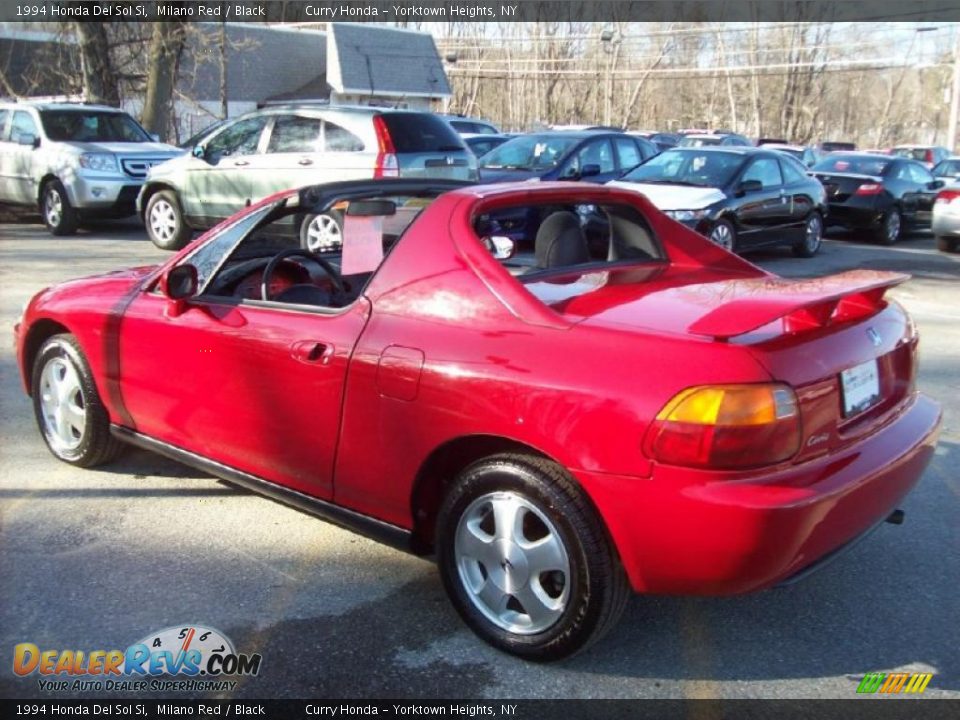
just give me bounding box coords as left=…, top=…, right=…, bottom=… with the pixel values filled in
left=575, top=393, right=940, bottom=595
left=932, top=210, right=960, bottom=237
left=825, top=201, right=882, bottom=229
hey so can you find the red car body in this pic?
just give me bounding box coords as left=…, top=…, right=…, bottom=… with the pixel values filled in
left=16, top=181, right=940, bottom=602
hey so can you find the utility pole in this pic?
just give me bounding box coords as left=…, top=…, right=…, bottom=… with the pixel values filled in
left=948, top=24, right=960, bottom=152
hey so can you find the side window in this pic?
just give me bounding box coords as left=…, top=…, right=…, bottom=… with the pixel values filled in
left=614, top=137, right=642, bottom=170
left=892, top=163, right=912, bottom=181
left=182, top=204, right=276, bottom=293
left=575, top=139, right=616, bottom=174
left=779, top=157, right=808, bottom=184
left=266, top=115, right=321, bottom=154
left=323, top=121, right=365, bottom=152
left=0, top=109, right=9, bottom=141
left=741, top=158, right=783, bottom=188
left=10, top=111, right=38, bottom=143
left=205, top=117, right=268, bottom=158
left=909, top=163, right=933, bottom=185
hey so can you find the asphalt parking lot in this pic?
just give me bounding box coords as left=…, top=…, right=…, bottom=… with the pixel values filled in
left=0, top=219, right=958, bottom=700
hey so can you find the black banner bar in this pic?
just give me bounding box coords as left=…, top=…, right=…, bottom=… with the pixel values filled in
left=3, top=0, right=960, bottom=24
left=1, top=700, right=959, bottom=720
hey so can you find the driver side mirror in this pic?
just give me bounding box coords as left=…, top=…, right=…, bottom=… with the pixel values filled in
left=930, top=179, right=945, bottom=190
left=160, top=264, right=198, bottom=317
left=736, top=179, right=763, bottom=196
left=192, top=144, right=206, bottom=160
left=17, top=133, right=39, bottom=148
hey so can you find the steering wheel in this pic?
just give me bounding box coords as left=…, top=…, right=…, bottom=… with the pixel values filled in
left=260, top=248, right=346, bottom=304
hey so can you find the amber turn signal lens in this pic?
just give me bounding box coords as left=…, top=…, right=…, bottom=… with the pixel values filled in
left=648, top=384, right=801, bottom=469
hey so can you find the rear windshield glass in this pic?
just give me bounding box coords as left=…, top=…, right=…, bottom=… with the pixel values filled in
left=933, top=160, right=960, bottom=177
left=891, top=148, right=930, bottom=161
left=813, top=155, right=890, bottom=175
left=40, top=111, right=151, bottom=143
left=379, top=113, right=465, bottom=153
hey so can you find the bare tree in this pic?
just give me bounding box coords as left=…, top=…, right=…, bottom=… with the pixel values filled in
left=141, top=16, right=187, bottom=140
left=73, top=22, right=119, bottom=104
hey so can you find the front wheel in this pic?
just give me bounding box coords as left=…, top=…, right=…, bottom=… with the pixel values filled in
left=792, top=212, right=823, bottom=258
left=708, top=219, right=737, bottom=252
left=41, top=180, right=79, bottom=236
left=31, top=334, right=123, bottom=467
left=145, top=190, right=193, bottom=251
left=436, top=454, right=629, bottom=661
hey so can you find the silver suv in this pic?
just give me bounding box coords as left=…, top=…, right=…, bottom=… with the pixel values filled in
left=0, top=101, right=181, bottom=235
left=138, top=105, right=478, bottom=250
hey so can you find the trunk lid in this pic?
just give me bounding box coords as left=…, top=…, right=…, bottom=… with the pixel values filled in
left=528, top=266, right=916, bottom=461
left=812, top=171, right=881, bottom=203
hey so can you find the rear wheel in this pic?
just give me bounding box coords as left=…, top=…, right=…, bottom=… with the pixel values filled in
left=300, top=210, right=343, bottom=253
left=709, top=219, right=737, bottom=252
left=436, top=453, right=629, bottom=661
left=41, top=180, right=79, bottom=236
left=875, top=208, right=902, bottom=245
left=792, top=212, right=823, bottom=258
left=145, top=190, right=193, bottom=251
left=31, top=334, right=123, bottom=467
left=936, top=235, right=959, bottom=253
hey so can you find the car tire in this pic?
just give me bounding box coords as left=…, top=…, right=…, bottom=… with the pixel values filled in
left=875, top=208, right=902, bottom=245
left=41, top=179, right=79, bottom=236
left=145, top=190, right=193, bottom=251
left=792, top=212, right=824, bottom=258
left=436, top=453, right=630, bottom=661
left=936, top=235, right=959, bottom=253
left=708, top=218, right=737, bottom=252
left=300, top=210, right=344, bottom=253
left=31, top=334, right=123, bottom=467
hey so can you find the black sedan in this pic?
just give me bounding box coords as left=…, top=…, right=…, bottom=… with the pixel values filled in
left=811, top=153, right=944, bottom=244
left=607, top=147, right=828, bottom=257
left=464, top=133, right=514, bottom=159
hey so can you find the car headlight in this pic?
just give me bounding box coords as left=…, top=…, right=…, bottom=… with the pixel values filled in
left=79, top=153, right=118, bottom=172
left=665, top=209, right=708, bottom=222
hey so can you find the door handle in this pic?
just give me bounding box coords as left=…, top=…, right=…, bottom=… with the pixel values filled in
left=233, top=159, right=249, bottom=167
left=291, top=340, right=334, bottom=365
left=298, top=158, right=314, bottom=166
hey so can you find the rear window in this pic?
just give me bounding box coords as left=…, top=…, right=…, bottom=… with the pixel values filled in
left=813, top=154, right=890, bottom=176
left=891, top=148, right=931, bottom=161
left=379, top=113, right=465, bottom=153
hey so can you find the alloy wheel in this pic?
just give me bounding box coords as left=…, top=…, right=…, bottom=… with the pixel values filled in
left=885, top=211, right=901, bottom=243
left=44, top=187, right=63, bottom=228
left=710, top=223, right=734, bottom=250
left=305, top=214, right=343, bottom=252
left=38, top=354, right=86, bottom=453
left=455, top=491, right=570, bottom=635
left=805, top=214, right=823, bottom=253
left=149, top=198, right=178, bottom=243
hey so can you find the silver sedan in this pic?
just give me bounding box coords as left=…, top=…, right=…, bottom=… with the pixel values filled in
left=933, top=182, right=960, bottom=252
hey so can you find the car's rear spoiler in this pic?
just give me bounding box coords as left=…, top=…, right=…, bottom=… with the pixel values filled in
left=687, top=270, right=909, bottom=340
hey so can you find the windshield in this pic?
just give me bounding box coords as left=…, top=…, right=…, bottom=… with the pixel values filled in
left=40, top=111, right=151, bottom=143
left=480, top=135, right=579, bottom=170
left=678, top=136, right=722, bottom=147
left=813, top=154, right=890, bottom=176
left=933, top=159, right=960, bottom=177
left=891, top=148, right=930, bottom=161
left=620, top=149, right=745, bottom=188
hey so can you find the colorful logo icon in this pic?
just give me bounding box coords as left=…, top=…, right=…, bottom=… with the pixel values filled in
left=856, top=672, right=932, bottom=694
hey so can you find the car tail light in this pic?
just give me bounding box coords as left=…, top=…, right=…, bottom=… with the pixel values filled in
left=855, top=183, right=883, bottom=196
left=646, top=384, right=801, bottom=469
left=936, top=189, right=960, bottom=205
left=372, top=115, right=399, bottom=178
left=925, top=149, right=934, bottom=164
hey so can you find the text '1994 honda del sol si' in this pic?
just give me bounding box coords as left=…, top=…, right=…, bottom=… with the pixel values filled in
left=15, top=179, right=940, bottom=660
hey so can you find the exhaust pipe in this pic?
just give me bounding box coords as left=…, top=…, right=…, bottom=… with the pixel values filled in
left=886, top=509, right=905, bottom=525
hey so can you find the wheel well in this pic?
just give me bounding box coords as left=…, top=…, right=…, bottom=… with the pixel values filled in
left=36, top=174, right=59, bottom=208
left=21, top=319, right=70, bottom=394
left=409, top=435, right=555, bottom=555
left=138, top=183, right=176, bottom=220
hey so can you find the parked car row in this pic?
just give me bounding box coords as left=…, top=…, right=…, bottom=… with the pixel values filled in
left=2, top=99, right=956, bottom=255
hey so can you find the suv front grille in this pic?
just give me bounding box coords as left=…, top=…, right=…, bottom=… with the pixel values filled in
left=120, top=158, right=167, bottom=179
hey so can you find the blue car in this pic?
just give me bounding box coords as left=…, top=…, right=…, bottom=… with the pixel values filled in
left=478, top=131, right=656, bottom=184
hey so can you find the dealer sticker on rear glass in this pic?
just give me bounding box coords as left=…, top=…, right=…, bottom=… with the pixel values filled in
left=841, top=358, right=881, bottom=417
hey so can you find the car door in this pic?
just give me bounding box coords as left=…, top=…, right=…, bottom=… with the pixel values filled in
left=731, top=156, right=787, bottom=247
left=890, top=161, right=921, bottom=221
left=778, top=156, right=816, bottom=241
left=907, top=162, right=939, bottom=226
left=0, top=108, right=12, bottom=202
left=613, top=136, right=644, bottom=175
left=244, top=113, right=324, bottom=204
left=6, top=110, right=41, bottom=204
left=115, top=204, right=367, bottom=499
left=181, top=115, right=270, bottom=226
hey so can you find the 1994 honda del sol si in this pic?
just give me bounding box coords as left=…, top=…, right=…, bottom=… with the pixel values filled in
left=15, top=179, right=940, bottom=660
